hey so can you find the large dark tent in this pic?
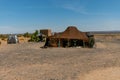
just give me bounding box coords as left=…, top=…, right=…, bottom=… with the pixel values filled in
left=44, top=26, right=95, bottom=48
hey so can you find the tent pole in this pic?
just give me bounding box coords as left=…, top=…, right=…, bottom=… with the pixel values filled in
left=83, top=41, right=85, bottom=48
left=67, top=39, right=70, bottom=47
left=58, top=39, right=60, bottom=47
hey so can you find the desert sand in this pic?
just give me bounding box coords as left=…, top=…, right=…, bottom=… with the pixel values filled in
left=0, top=34, right=120, bottom=80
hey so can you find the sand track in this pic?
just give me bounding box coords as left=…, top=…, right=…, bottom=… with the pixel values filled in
left=0, top=35, right=120, bottom=80
left=80, top=67, right=120, bottom=80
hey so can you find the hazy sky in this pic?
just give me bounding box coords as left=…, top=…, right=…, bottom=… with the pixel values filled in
left=0, top=0, right=120, bottom=33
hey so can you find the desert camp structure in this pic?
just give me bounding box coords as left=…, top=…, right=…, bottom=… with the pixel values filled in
left=40, top=29, right=52, bottom=37
left=38, top=29, right=52, bottom=42
left=44, top=26, right=95, bottom=48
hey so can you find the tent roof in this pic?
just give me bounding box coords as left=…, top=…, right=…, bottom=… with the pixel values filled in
left=50, top=26, right=89, bottom=41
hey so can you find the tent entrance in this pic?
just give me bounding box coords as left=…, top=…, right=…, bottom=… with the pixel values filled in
left=69, top=39, right=84, bottom=47
left=61, top=39, right=84, bottom=47
left=62, top=39, right=68, bottom=47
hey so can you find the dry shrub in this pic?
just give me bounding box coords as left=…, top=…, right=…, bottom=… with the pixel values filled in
left=1, top=38, right=7, bottom=41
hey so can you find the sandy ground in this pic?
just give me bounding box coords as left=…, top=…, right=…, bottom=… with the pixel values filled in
left=0, top=35, right=120, bottom=80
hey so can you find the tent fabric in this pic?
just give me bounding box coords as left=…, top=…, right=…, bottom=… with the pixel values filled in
left=50, top=26, right=89, bottom=42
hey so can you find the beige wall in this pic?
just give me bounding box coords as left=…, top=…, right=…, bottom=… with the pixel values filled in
left=40, top=29, right=52, bottom=36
